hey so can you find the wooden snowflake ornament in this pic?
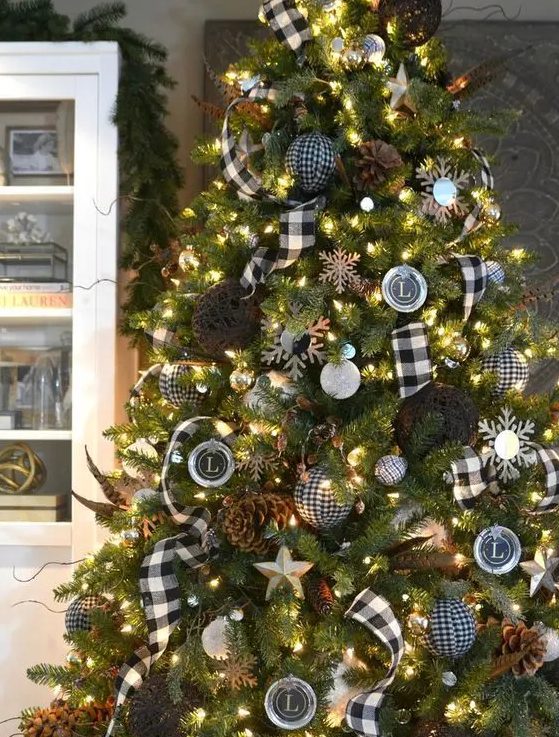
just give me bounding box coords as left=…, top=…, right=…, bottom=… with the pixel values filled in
left=221, top=652, right=258, bottom=690
left=262, top=316, right=330, bottom=381
left=478, top=406, right=537, bottom=482
left=416, top=157, right=469, bottom=223
left=319, top=247, right=361, bottom=293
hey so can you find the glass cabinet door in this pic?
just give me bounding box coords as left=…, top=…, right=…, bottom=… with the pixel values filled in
left=0, top=99, right=74, bottom=523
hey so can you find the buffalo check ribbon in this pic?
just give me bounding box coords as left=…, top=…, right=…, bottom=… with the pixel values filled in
left=460, top=148, right=494, bottom=239
left=261, top=0, right=312, bottom=64
left=345, top=590, right=404, bottom=737
left=240, top=198, right=324, bottom=292
left=453, top=254, right=488, bottom=321
left=144, top=326, right=178, bottom=350
left=391, top=321, right=433, bottom=398
left=447, top=442, right=559, bottom=513
left=107, top=417, right=236, bottom=736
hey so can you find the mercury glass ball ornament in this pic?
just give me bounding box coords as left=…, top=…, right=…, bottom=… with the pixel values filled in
left=484, top=201, right=502, bottom=221
left=444, top=335, right=471, bottom=368
left=442, top=671, right=458, bottom=687
left=343, top=47, right=365, bottom=67
left=186, top=594, right=200, bottom=607
left=229, top=368, right=256, bottom=393
left=408, top=612, right=429, bottom=635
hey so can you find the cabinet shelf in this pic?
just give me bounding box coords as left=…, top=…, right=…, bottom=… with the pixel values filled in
left=0, top=185, right=74, bottom=202
left=0, top=429, right=71, bottom=441
left=0, top=520, right=71, bottom=546
left=0, top=306, right=72, bottom=324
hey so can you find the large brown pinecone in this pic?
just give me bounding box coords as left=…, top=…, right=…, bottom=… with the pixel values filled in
left=497, top=619, right=546, bottom=677
left=20, top=699, right=114, bottom=737
left=306, top=577, right=335, bottom=615
left=221, top=492, right=296, bottom=553
left=354, top=139, right=403, bottom=189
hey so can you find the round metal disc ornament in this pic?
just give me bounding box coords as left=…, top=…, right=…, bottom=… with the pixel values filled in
left=382, top=265, right=428, bottom=313
left=320, top=360, right=361, bottom=399
left=433, top=177, right=457, bottom=207
left=360, top=196, right=375, bottom=212
left=188, top=439, right=235, bottom=488
left=473, top=525, right=521, bottom=575
left=494, top=430, right=520, bottom=460
left=264, top=676, right=317, bottom=730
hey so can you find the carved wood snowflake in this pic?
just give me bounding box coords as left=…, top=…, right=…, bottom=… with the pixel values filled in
left=478, top=406, right=537, bottom=482
left=318, top=246, right=361, bottom=293
left=416, top=157, right=469, bottom=223
left=237, top=451, right=278, bottom=481
left=221, top=653, right=258, bottom=690
left=262, top=316, right=330, bottom=381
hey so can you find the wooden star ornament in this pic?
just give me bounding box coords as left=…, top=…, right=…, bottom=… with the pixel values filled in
left=253, top=545, right=314, bottom=600
left=387, top=63, right=416, bottom=112
left=520, top=549, right=559, bottom=597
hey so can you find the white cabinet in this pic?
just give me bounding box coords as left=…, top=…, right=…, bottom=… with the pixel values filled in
left=0, top=42, right=119, bottom=731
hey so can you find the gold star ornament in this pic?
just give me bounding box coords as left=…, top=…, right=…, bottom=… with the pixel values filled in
left=253, top=545, right=314, bottom=600
left=387, top=63, right=416, bottom=112
left=520, top=549, right=559, bottom=597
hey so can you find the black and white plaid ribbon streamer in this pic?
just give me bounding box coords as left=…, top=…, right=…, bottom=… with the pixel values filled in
left=447, top=446, right=497, bottom=510
left=453, top=254, right=488, bottom=321
left=145, top=326, right=178, bottom=350
left=261, top=0, right=312, bottom=63
left=391, top=321, right=433, bottom=398
left=345, top=589, right=404, bottom=737
left=460, top=148, right=494, bottom=239
left=220, top=84, right=279, bottom=203
left=240, top=198, right=323, bottom=291
left=448, top=442, right=559, bottom=513
left=129, top=364, right=162, bottom=403
left=107, top=417, right=236, bottom=736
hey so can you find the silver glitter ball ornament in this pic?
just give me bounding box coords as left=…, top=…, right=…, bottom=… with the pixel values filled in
left=442, top=671, right=458, bottom=687
left=320, top=360, right=361, bottom=399
left=123, top=529, right=140, bottom=541
left=343, top=47, right=364, bottom=67
left=229, top=368, right=256, bottom=393
left=228, top=608, right=244, bottom=622
left=187, top=594, right=200, bottom=607
left=407, top=612, right=429, bottom=635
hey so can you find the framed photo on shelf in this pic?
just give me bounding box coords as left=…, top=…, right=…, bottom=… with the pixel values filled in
left=6, top=126, right=66, bottom=183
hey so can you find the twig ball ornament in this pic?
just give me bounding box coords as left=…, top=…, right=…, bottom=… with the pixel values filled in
left=375, top=455, right=408, bottom=485
left=481, top=347, right=529, bottom=397
left=377, top=0, right=442, bottom=49
left=159, top=364, right=204, bottom=407
left=201, top=616, right=229, bottom=660
left=65, top=596, right=104, bottom=633
left=128, top=671, right=202, bottom=737
left=285, top=133, right=336, bottom=194
left=320, top=360, right=361, bottom=399
left=394, top=382, right=479, bottom=457
left=192, top=279, right=261, bottom=357
left=294, top=466, right=353, bottom=530
left=426, top=598, right=476, bottom=658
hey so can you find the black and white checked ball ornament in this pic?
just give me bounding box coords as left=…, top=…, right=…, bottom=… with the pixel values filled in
left=481, top=346, right=529, bottom=397
left=65, top=596, right=104, bottom=633
left=294, top=466, right=352, bottom=531
left=374, top=455, right=408, bottom=485
left=285, top=133, right=336, bottom=194
left=426, top=598, right=476, bottom=658
left=486, top=260, right=505, bottom=285
left=159, top=363, right=204, bottom=407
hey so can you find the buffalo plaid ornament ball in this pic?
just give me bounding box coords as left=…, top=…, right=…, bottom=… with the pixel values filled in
left=285, top=133, right=336, bottom=194
left=375, top=455, right=408, bottom=486
left=65, top=595, right=103, bottom=633
left=426, top=598, right=476, bottom=658
left=159, top=364, right=203, bottom=407
left=294, top=466, right=352, bottom=530
left=481, top=346, right=529, bottom=397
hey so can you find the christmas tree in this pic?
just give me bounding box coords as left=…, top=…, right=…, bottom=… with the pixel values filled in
left=20, top=2, right=559, bottom=737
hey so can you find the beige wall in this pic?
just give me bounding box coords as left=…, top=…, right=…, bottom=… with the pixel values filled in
left=53, top=0, right=559, bottom=204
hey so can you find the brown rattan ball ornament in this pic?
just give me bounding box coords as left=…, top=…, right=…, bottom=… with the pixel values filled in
left=221, top=492, right=296, bottom=554
left=354, top=139, right=403, bottom=190
left=128, top=672, right=202, bottom=737
left=20, top=699, right=114, bottom=737
left=192, top=279, right=261, bottom=357
left=377, top=0, right=442, bottom=49
left=394, top=382, right=478, bottom=457
left=497, top=620, right=546, bottom=677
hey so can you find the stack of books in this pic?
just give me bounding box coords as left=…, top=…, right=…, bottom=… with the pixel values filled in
left=0, top=281, right=72, bottom=308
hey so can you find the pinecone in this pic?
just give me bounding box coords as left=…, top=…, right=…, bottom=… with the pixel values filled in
left=221, top=492, right=296, bottom=553
left=306, top=577, right=335, bottom=614
left=495, top=619, right=546, bottom=677
left=354, top=139, right=403, bottom=190
left=20, top=699, right=114, bottom=737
